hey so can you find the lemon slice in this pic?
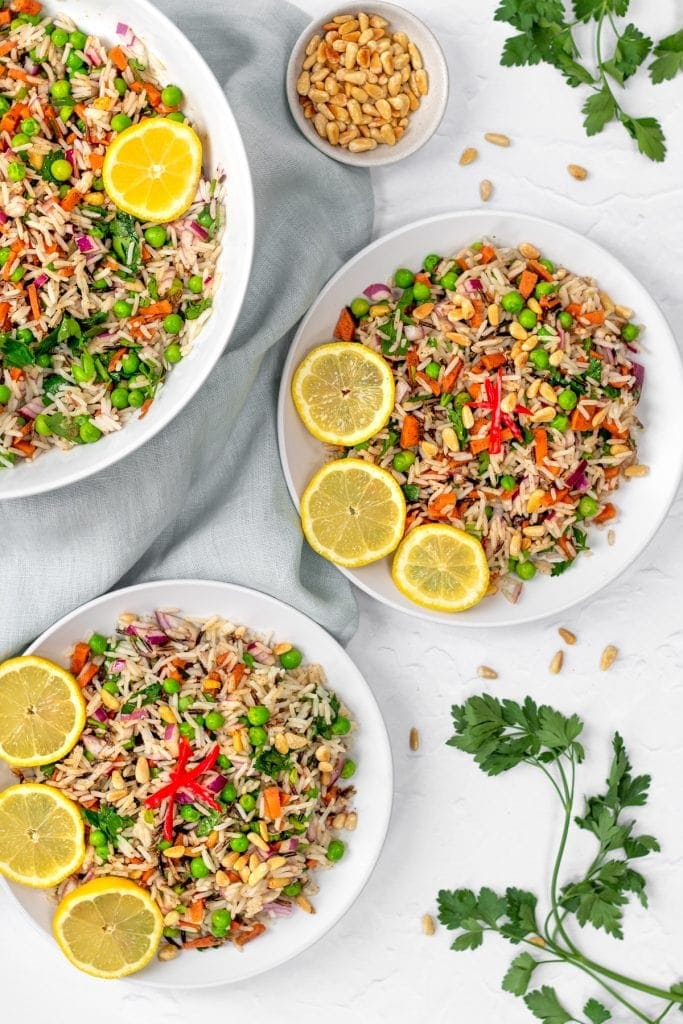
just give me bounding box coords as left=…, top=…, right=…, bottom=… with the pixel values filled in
left=53, top=877, right=163, bottom=979
left=0, top=783, right=85, bottom=888
left=0, top=656, right=86, bottom=767
left=392, top=523, right=490, bottom=612
left=292, top=342, right=395, bottom=445
left=103, top=118, right=203, bottom=223
left=301, top=458, right=406, bottom=567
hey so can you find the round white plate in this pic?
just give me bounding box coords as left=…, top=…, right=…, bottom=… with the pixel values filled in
left=0, top=579, right=393, bottom=987
left=277, top=210, right=683, bottom=627
left=0, top=0, right=254, bottom=500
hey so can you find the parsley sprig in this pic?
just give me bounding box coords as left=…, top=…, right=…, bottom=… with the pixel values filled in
left=438, top=695, right=683, bottom=1023
left=496, top=1, right=683, bottom=161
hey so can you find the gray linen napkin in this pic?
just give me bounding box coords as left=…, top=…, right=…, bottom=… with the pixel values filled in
left=0, top=0, right=373, bottom=657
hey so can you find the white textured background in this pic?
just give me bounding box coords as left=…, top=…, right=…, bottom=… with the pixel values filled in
left=3, top=1, right=683, bottom=1022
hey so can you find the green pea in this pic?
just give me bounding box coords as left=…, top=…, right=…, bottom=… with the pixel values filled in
left=161, top=84, right=183, bottom=107
left=0, top=384, right=13, bottom=405
left=518, top=308, right=538, bottom=330
left=36, top=353, right=53, bottom=368
left=110, top=387, right=129, bottom=409
left=194, top=714, right=205, bottom=728
left=340, top=759, right=356, bottom=779
left=230, top=834, right=249, bottom=853
left=197, top=210, right=214, bottom=230
left=621, top=323, right=639, bottom=342
left=331, top=716, right=351, bottom=736
left=50, top=79, right=71, bottom=101
left=51, top=158, right=73, bottom=182
left=10, top=264, right=24, bottom=281
left=239, top=793, right=256, bottom=812
left=89, top=828, right=106, bottom=846
left=412, top=281, right=431, bottom=302
left=424, top=360, right=440, bottom=380
left=144, top=225, right=167, bottom=249
left=211, top=909, right=231, bottom=936
left=220, top=783, right=237, bottom=803
left=0, top=98, right=10, bottom=117
left=178, top=695, right=193, bottom=712
left=20, top=117, right=39, bottom=137
left=529, top=347, right=550, bottom=370
left=501, top=290, right=524, bottom=314
left=500, top=474, right=516, bottom=492
left=247, top=705, right=269, bottom=726
left=577, top=495, right=599, bottom=519
left=58, top=104, right=74, bottom=122
left=16, top=327, right=34, bottom=343
left=157, top=838, right=172, bottom=851
left=392, top=450, right=415, bottom=473
left=65, top=51, right=84, bottom=71
left=51, top=27, right=68, bottom=46
left=205, top=711, right=225, bottom=732
left=0, top=247, right=10, bottom=266
left=558, top=388, right=578, bottom=411
left=79, top=420, right=101, bottom=443
left=128, top=388, right=146, bottom=408
left=279, top=647, right=302, bottom=670
left=422, top=253, right=440, bottom=274
left=535, top=281, right=557, bottom=298
left=114, top=77, right=128, bottom=97
left=326, top=839, right=345, bottom=862
left=121, top=352, right=139, bottom=375
left=8, top=162, right=26, bottom=182
left=11, top=133, right=30, bottom=149
left=102, top=680, right=118, bottom=695
left=558, top=311, right=573, bottom=329
left=110, top=113, right=132, bottom=133
left=166, top=112, right=185, bottom=123
left=162, top=677, right=181, bottom=694
left=438, top=270, right=458, bottom=291
left=394, top=267, right=414, bottom=288
left=69, top=29, right=87, bottom=50
left=164, top=342, right=182, bottom=364
left=549, top=414, right=569, bottom=432
left=187, top=274, right=203, bottom=295
left=515, top=560, right=537, bottom=581
left=349, top=296, right=369, bottom=318
left=89, top=632, right=107, bottom=654
left=190, top=857, right=210, bottom=879
left=180, top=804, right=201, bottom=822
left=282, top=881, right=302, bottom=897
left=248, top=726, right=267, bottom=747
left=163, top=313, right=183, bottom=335
left=539, top=258, right=554, bottom=273
left=216, top=754, right=232, bottom=770
left=178, top=722, right=195, bottom=739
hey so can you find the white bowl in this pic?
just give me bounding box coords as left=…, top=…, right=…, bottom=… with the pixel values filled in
left=277, top=210, right=683, bottom=627
left=0, top=0, right=254, bottom=500
left=0, top=579, right=393, bottom=987
left=285, top=1, right=448, bottom=167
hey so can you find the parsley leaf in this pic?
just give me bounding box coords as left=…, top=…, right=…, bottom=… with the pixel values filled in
left=602, top=23, right=652, bottom=84
left=621, top=114, right=666, bottom=162
left=109, top=212, right=141, bottom=270
left=584, top=1000, right=611, bottom=1024
left=582, top=87, right=617, bottom=136
left=551, top=559, right=574, bottom=577
left=524, top=987, right=572, bottom=1024
left=252, top=748, right=291, bottom=778
left=82, top=806, right=134, bottom=847
left=1, top=338, right=33, bottom=368
left=501, top=32, right=544, bottom=67
left=502, top=952, right=538, bottom=996
left=120, top=682, right=163, bottom=715
left=650, top=30, right=683, bottom=83
left=39, top=412, right=79, bottom=441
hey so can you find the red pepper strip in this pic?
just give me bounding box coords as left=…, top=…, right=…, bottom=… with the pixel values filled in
left=501, top=413, right=522, bottom=441
left=487, top=369, right=504, bottom=455
left=187, top=781, right=222, bottom=812
left=514, top=404, right=533, bottom=416
left=144, top=741, right=220, bottom=841
left=145, top=737, right=194, bottom=808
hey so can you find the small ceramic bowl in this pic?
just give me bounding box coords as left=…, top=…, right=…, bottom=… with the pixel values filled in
left=285, top=1, right=448, bottom=167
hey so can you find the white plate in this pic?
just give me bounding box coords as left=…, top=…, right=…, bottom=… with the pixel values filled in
left=0, top=579, right=393, bottom=987
left=277, top=211, right=683, bottom=627
left=0, top=0, right=254, bottom=500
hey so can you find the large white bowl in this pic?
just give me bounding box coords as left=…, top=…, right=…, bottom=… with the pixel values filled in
left=0, top=579, right=393, bottom=987
left=0, top=0, right=254, bottom=500
left=277, top=211, right=683, bottom=627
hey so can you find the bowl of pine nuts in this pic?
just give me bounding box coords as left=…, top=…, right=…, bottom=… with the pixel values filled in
left=286, top=2, right=449, bottom=166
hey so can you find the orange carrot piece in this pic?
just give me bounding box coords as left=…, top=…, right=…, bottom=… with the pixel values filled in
left=558, top=535, right=574, bottom=558
left=414, top=272, right=431, bottom=286
left=230, top=663, right=246, bottom=685
left=130, top=300, right=173, bottom=324
left=533, top=427, right=548, bottom=466
left=142, top=81, right=162, bottom=107
left=528, top=259, right=554, bottom=282
left=0, top=37, right=14, bottom=54
left=77, top=662, right=100, bottom=688
left=470, top=298, right=485, bottom=329
left=603, top=419, right=628, bottom=440
left=405, top=348, right=419, bottom=378
left=7, top=68, right=33, bottom=82
left=565, top=302, right=583, bottom=317
left=415, top=370, right=440, bottom=396
left=182, top=936, right=224, bottom=949
left=27, top=283, right=40, bottom=320
left=441, top=360, right=462, bottom=393
left=539, top=293, right=561, bottom=310
left=234, top=923, right=266, bottom=947
left=60, top=188, right=81, bottom=212
left=11, top=0, right=42, bottom=13
left=139, top=397, right=154, bottom=418
left=0, top=301, right=9, bottom=330
left=9, top=367, right=24, bottom=381
left=469, top=435, right=490, bottom=455
left=570, top=406, right=595, bottom=431
left=481, top=352, right=507, bottom=371
left=70, top=642, right=90, bottom=675
left=456, top=257, right=469, bottom=271
left=518, top=270, right=538, bottom=300
left=429, top=491, right=456, bottom=516
left=107, top=347, right=127, bottom=371
left=332, top=306, right=356, bottom=343
left=186, top=899, right=204, bottom=925
left=263, top=787, right=282, bottom=819
left=540, top=487, right=569, bottom=508
left=604, top=466, right=621, bottom=480
left=12, top=439, right=35, bottom=458
left=108, top=46, right=128, bottom=71
left=89, top=152, right=104, bottom=170
left=479, top=244, right=496, bottom=264
left=595, top=502, right=617, bottom=524
left=467, top=381, right=482, bottom=401
left=581, top=309, right=605, bottom=326
left=400, top=413, right=420, bottom=448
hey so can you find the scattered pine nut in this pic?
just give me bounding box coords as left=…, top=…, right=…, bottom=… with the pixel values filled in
left=558, top=627, right=576, bottom=646
left=600, top=644, right=618, bottom=671
left=422, top=913, right=436, bottom=935
left=607, top=529, right=616, bottom=546
left=296, top=894, right=314, bottom=914
left=624, top=464, right=649, bottom=477
left=567, top=163, right=588, bottom=180
left=479, top=179, right=493, bottom=202
left=459, top=146, right=478, bottom=165
left=409, top=726, right=420, bottom=751
left=477, top=665, right=498, bottom=680
left=484, top=132, right=510, bottom=147
left=158, top=944, right=179, bottom=961
left=549, top=650, right=564, bottom=675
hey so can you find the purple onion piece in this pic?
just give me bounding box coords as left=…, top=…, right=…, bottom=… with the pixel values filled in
left=189, top=220, right=209, bottom=242
left=19, top=398, right=45, bottom=420
left=263, top=900, right=293, bottom=917
left=34, top=273, right=48, bottom=288
left=362, top=283, right=392, bottom=302
left=403, top=324, right=425, bottom=343
left=111, top=658, right=126, bottom=672
left=566, top=459, right=588, bottom=492
left=164, top=724, right=176, bottom=741
left=631, top=361, right=645, bottom=394
left=155, top=610, right=199, bottom=643
left=92, top=706, right=108, bottom=723
left=120, top=708, right=149, bottom=722
left=465, top=278, right=483, bottom=292
left=205, top=774, right=227, bottom=794
left=278, top=837, right=299, bottom=854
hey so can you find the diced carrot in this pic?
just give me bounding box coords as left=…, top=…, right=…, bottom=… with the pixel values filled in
left=12, top=439, right=35, bottom=457
left=130, top=300, right=173, bottom=324
left=226, top=870, right=241, bottom=883
left=603, top=419, right=628, bottom=440
left=182, top=936, right=224, bottom=949
left=428, top=491, right=456, bottom=516
left=518, top=270, right=538, bottom=300
left=263, top=787, right=282, bottom=819
left=187, top=899, right=204, bottom=925
left=540, top=487, right=569, bottom=508
left=129, top=80, right=144, bottom=93
left=332, top=306, right=356, bottom=343
left=12, top=0, right=42, bottom=12
left=604, top=466, right=621, bottom=480
left=539, top=293, right=561, bottom=310
left=528, top=259, right=554, bottom=282
left=533, top=428, right=548, bottom=466
left=405, top=348, right=419, bottom=378
left=470, top=298, right=485, bottom=329
left=482, top=352, right=507, bottom=371
left=456, top=257, right=469, bottom=271
left=77, top=662, right=100, bottom=688
left=479, top=244, right=496, bottom=264
left=59, top=266, right=75, bottom=277
left=414, top=272, right=431, bottom=286
left=139, top=397, right=154, bottom=418
left=469, top=435, right=490, bottom=455
left=0, top=301, right=9, bottom=330
left=565, top=302, right=583, bottom=317
left=467, top=381, right=482, bottom=400
left=581, top=309, right=605, bottom=326
left=230, top=662, right=246, bottom=685
left=0, top=37, right=14, bottom=54
left=60, top=188, right=81, bottom=212
left=27, top=283, right=40, bottom=320
left=141, top=867, right=155, bottom=883
left=441, top=360, right=462, bottom=393
left=70, top=642, right=90, bottom=675
left=142, top=81, right=162, bottom=107
left=415, top=370, right=440, bottom=396
left=400, top=413, right=420, bottom=448
left=595, top=502, right=617, bottom=524
left=234, top=923, right=266, bottom=947
left=7, top=68, right=33, bottom=82
left=108, top=46, right=128, bottom=71
left=570, top=406, right=595, bottom=432
left=9, top=367, right=24, bottom=381
left=107, top=347, right=127, bottom=371
left=558, top=535, right=574, bottom=558
left=89, top=151, right=104, bottom=170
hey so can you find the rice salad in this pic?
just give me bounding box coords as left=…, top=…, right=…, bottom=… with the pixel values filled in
left=19, top=609, right=357, bottom=958
left=0, top=2, right=224, bottom=466
left=333, top=239, right=645, bottom=600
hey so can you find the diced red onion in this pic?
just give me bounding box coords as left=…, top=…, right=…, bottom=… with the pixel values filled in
left=176, top=790, right=194, bottom=805
left=557, top=326, right=566, bottom=348
left=246, top=641, right=275, bottom=665
left=0, top=211, right=7, bottom=224
left=330, top=760, right=343, bottom=786
left=155, top=610, right=199, bottom=643
left=34, top=273, right=48, bottom=288
left=145, top=633, right=169, bottom=646
left=111, top=658, right=126, bottom=672
left=362, top=283, right=392, bottom=302
left=85, top=47, right=101, bottom=67
left=189, top=220, right=209, bottom=242
left=18, top=398, right=45, bottom=420
left=120, top=708, right=149, bottom=721
left=24, top=60, right=39, bottom=75
left=263, top=900, right=293, bottom=917
left=403, top=324, right=425, bottom=342
left=75, top=234, right=94, bottom=253
left=115, top=22, right=136, bottom=46
left=164, top=724, right=176, bottom=741
left=82, top=733, right=106, bottom=754
left=278, top=837, right=299, bottom=854
left=92, top=706, right=108, bottom=723
left=631, top=361, right=645, bottom=393
left=502, top=580, right=523, bottom=604
left=205, top=774, right=227, bottom=794
left=65, top=148, right=75, bottom=167
left=465, top=278, right=483, bottom=292
left=566, top=459, right=589, bottom=492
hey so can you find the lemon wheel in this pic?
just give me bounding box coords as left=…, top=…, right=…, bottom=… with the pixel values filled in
left=392, top=523, right=490, bottom=612
left=0, top=655, right=86, bottom=767
left=0, top=784, right=85, bottom=888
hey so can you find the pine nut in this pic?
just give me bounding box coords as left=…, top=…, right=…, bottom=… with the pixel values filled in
left=215, top=870, right=230, bottom=887
left=480, top=179, right=493, bottom=202
left=509, top=533, right=522, bottom=558
left=568, top=163, right=588, bottom=180
left=345, top=812, right=357, bottom=831
left=549, top=349, right=564, bottom=367
left=509, top=322, right=528, bottom=342
left=527, top=489, right=545, bottom=514
left=531, top=407, right=556, bottom=424
left=409, top=726, right=420, bottom=751
left=248, top=863, right=269, bottom=887
left=442, top=426, right=460, bottom=452
left=315, top=745, right=330, bottom=762
left=332, top=812, right=347, bottom=828
left=268, top=877, right=289, bottom=889
left=549, top=650, right=564, bottom=674
left=101, top=689, right=120, bottom=712
left=163, top=845, right=186, bottom=859
left=247, top=832, right=269, bottom=852
left=158, top=944, right=179, bottom=961
left=274, top=733, right=289, bottom=755
left=600, top=644, right=618, bottom=671
left=135, top=756, right=150, bottom=785
left=591, top=407, right=609, bottom=428
left=459, top=146, right=478, bottom=165
left=558, top=627, right=577, bottom=645
left=285, top=732, right=307, bottom=749
left=519, top=241, right=540, bottom=260
left=297, top=71, right=311, bottom=96
left=523, top=525, right=546, bottom=539
left=296, top=894, right=314, bottom=914
left=461, top=405, right=474, bottom=429
left=487, top=303, right=500, bottom=326
left=624, top=464, right=649, bottom=477
left=422, top=914, right=436, bottom=935
left=484, top=132, right=511, bottom=147
left=501, top=391, right=517, bottom=414
left=221, top=851, right=240, bottom=869
left=348, top=137, right=377, bottom=153
left=421, top=440, right=438, bottom=459
left=164, top=911, right=180, bottom=926
left=539, top=382, right=557, bottom=405
left=318, top=760, right=334, bottom=773
left=527, top=297, right=542, bottom=316
left=477, top=665, right=498, bottom=679
left=268, top=856, right=287, bottom=872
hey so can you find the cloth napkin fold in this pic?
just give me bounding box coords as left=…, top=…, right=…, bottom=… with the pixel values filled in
left=0, top=0, right=374, bottom=658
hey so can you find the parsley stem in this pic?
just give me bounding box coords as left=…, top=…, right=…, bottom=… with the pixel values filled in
left=655, top=1004, right=675, bottom=1024
left=548, top=756, right=581, bottom=957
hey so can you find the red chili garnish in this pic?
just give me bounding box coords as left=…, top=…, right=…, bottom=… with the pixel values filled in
left=514, top=404, right=533, bottom=416
left=144, top=738, right=221, bottom=841
left=484, top=368, right=503, bottom=454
